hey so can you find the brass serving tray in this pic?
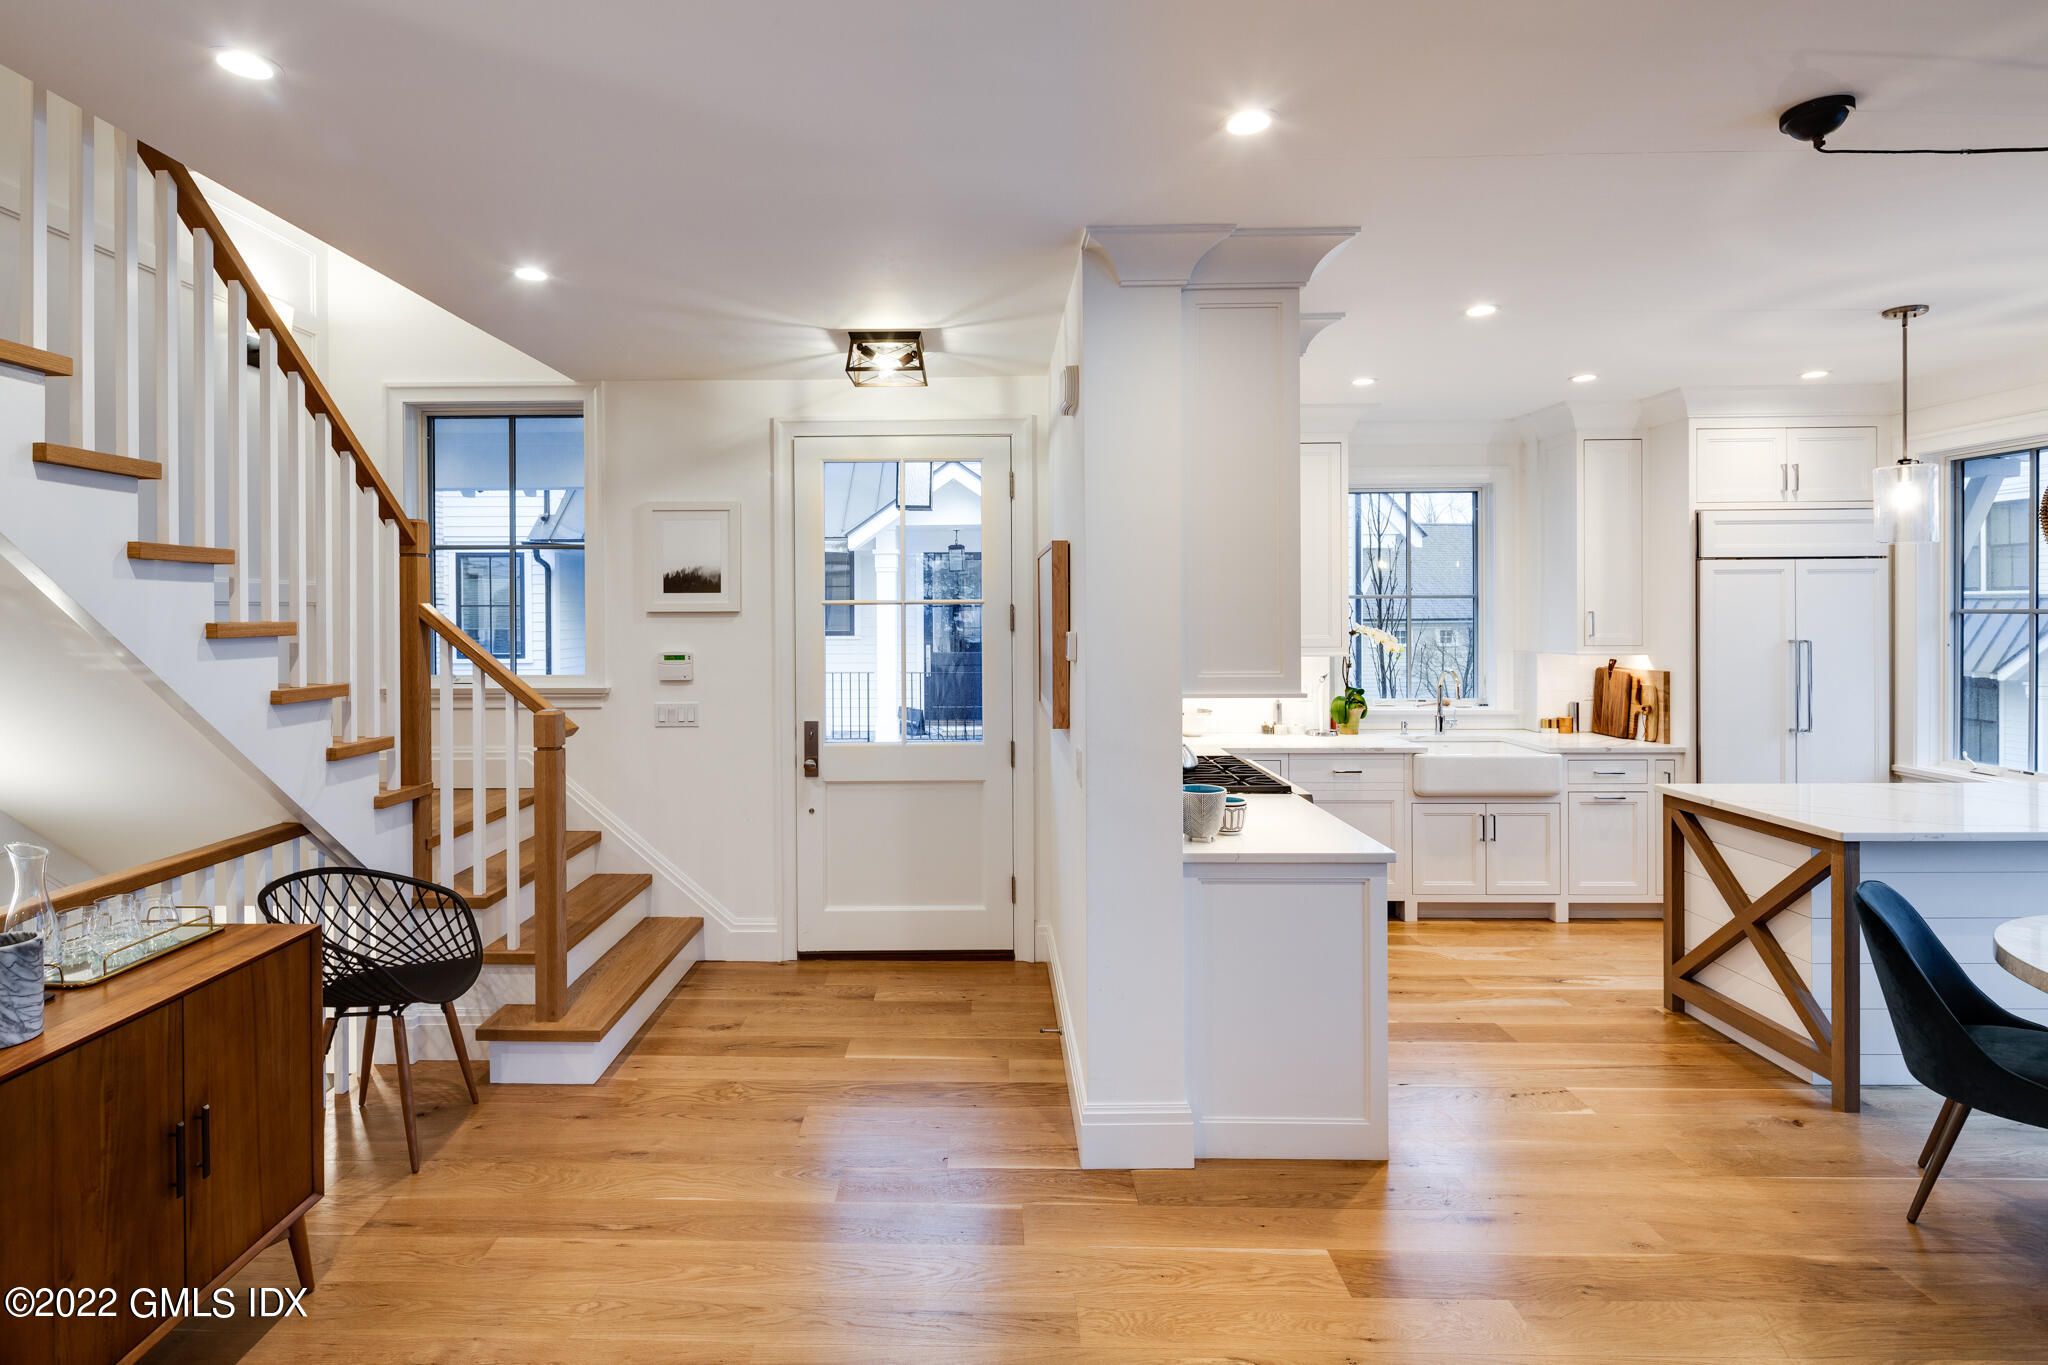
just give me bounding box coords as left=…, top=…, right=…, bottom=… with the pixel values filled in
left=46, top=915, right=222, bottom=988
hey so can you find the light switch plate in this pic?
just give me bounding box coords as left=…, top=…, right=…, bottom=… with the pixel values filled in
left=655, top=703, right=700, bottom=727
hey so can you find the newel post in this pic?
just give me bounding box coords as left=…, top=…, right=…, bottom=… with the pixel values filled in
left=532, top=709, right=570, bottom=1020
left=399, top=518, right=433, bottom=880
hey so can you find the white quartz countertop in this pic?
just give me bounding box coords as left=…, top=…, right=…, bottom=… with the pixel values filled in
left=1660, top=782, right=2048, bottom=843
left=1183, top=793, right=1396, bottom=866
left=1198, top=729, right=1685, bottom=756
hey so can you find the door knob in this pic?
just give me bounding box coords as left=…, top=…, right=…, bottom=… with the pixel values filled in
left=802, top=720, right=820, bottom=778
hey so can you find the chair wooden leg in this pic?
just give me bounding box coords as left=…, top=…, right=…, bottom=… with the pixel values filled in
left=391, top=1012, right=422, bottom=1174
left=356, top=1013, right=378, bottom=1111
left=1908, top=1103, right=1970, bottom=1223
left=443, top=1001, right=481, bottom=1103
left=286, top=1215, right=315, bottom=1291
left=1919, top=1096, right=1958, bottom=1169
left=321, top=1015, right=339, bottom=1056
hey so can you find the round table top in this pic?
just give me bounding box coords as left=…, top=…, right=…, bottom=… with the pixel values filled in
left=1993, top=915, right=2048, bottom=994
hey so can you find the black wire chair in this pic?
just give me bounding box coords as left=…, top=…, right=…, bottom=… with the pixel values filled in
left=259, top=867, right=484, bottom=1172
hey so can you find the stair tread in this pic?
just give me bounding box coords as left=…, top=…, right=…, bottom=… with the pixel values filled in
left=206, top=620, right=296, bottom=638
left=327, top=735, right=395, bottom=761
left=129, top=540, right=234, bottom=564
left=33, top=443, right=161, bottom=479
left=272, top=682, right=348, bottom=704
left=373, top=781, right=433, bottom=809
left=482, top=872, right=652, bottom=964
left=0, top=338, right=72, bottom=377
left=426, top=786, right=538, bottom=847
left=452, top=827, right=601, bottom=909
left=477, top=917, right=702, bottom=1043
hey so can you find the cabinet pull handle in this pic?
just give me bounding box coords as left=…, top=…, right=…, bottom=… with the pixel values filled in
left=196, top=1103, right=212, bottom=1178
left=1478, top=813, right=1488, bottom=842
left=171, top=1120, right=186, bottom=1197
left=1586, top=610, right=1595, bottom=639
left=1780, top=462, right=1788, bottom=492
left=1793, top=462, right=1801, bottom=493
left=1592, top=769, right=1627, bottom=776
left=1330, top=768, right=1364, bottom=774
left=1594, top=794, right=1630, bottom=801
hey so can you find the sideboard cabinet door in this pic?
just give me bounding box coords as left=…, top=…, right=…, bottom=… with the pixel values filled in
left=182, top=936, right=320, bottom=1290
left=0, top=1004, right=186, bottom=1365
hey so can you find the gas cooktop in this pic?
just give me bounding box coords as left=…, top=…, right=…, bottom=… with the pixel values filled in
left=1181, top=754, right=1294, bottom=795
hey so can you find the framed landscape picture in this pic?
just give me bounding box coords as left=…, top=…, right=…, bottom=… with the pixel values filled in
left=640, top=502, right=741, bottom=613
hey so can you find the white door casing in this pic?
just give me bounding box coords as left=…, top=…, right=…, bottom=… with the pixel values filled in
left=793, top=434, right=1014, bottom=952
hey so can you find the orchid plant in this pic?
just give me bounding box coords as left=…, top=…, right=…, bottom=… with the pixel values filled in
left=1332, top=624, right=1406, bottom=727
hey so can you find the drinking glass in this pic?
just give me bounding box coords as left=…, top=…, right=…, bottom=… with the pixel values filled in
left=56, top=907, right=102, bottom=981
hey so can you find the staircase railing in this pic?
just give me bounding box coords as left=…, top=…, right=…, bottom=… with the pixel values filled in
left=9, top=72, right=577, bottom=1024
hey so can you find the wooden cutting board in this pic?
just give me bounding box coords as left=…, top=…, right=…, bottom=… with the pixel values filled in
left=1590, top=659, right=1638, bottom=738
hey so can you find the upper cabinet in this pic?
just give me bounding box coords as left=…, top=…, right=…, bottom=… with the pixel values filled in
left=1536, top=432, right=1645, bottom=653
left=1695, top=426, right=1878, bottom=506
left=1300, top=441, right=1348, bottom=655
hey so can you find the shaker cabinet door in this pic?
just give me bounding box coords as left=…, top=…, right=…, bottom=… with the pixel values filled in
left=1567, top=791, right=1652, bottom=898
left=182, top=937, right=320, bottom=1289
left=1411, top=803, right=1487, bottom=896
left=1696, top=428, right=1789, bottom=505
left=0, top=1004, right=185, bottom=1365
left=1485, top=803, right=1563, bottom=896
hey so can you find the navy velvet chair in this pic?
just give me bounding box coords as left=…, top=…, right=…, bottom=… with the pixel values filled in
left=1854, top=880, right=2048, bottom=1221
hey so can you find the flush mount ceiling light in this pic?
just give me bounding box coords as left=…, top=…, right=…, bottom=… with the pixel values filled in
left=1350, top=376, right=1376, bottom=387
left=1464, top=302, right=1498, bottom=318
left=1570, top=373, right=1598, bottom=384
left=512, top=265, right=550, bottom=283
left=1874, top=304, right=1938, bottom=545
left=1779, top=92, right=2048, bottom=155
left=845, top=330, right=927, bottom=388
left=214, top=49, right=276, bottom=80
left=1801, top=369, right=1830, bottom=380
left=1225, top=108, right=1274, bottom=136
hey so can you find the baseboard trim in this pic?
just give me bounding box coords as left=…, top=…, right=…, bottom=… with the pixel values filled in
left=1194, top=1115, right=1382, bottom=1160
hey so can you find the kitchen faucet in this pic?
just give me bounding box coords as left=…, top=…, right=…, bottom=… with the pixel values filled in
left=1434, top=672, right=1460, bottom=733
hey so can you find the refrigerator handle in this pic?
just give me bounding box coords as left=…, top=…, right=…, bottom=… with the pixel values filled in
left=1801, top=639, right=1815, bottom=733
left=1789, top=639, right=1802, bottom=733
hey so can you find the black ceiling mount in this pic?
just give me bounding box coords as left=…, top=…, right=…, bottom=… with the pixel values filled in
left=1779, top=91, right=2048, bottom=155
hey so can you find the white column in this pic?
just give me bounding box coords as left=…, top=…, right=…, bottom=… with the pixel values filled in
left=66, top=106, right=94, bottom=448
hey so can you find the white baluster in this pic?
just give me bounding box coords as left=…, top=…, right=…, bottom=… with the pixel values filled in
left=258, top=330, right=280, bottom=620
left=112, top=134, right=140, bottom=467
left=438, top=635, right=457, bottom=891
left=369, top=510, right=384, bottom=762
left=189, top=228, right=213, bottom=547
left=17, top=81, right=47, bottom=350
left=66, top=105, right=93, bottom=449
left=227, top=856, right=244, bottom=928
left=314, top=415, right=334, bottom=684
left=223, top=282, right=248, bottom=620
left=472, top=666, right=487, bottom=933
left=152, top=169, right=179, bottom=542
left=342, top=476, right=361, bottom=738
left=289, top=376, right=308, bottom=680
left=505, top=673, right=518, bottom=926
left=381, top=517, right=397, bottom=783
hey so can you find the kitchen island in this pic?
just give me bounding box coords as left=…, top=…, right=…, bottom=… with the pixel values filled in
left=1183, top=789, right=1393, bottom=1159
left=1660, top=781, right=2048, bottom=1111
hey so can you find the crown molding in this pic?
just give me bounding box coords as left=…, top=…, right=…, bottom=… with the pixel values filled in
left=1299, top=312, right=1345, bottom=356
left=1185, top=227, right=1359, bottom=290
left=1082, top=224, right=1234, bottom=286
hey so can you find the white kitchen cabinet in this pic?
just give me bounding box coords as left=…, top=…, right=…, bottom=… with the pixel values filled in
left=1300, top=441, right=1348, bottom=655
left=1695, top=426, right=1878, bottom=506
left=1535, top=431, right=1644, bottom=653
left=1317, top=793, right=1408, bottom=898
left=1566, top=790, right=1651, bottom=898
left=1487, top=803, right=1563, bottom=896
left=1411, top=800, right=1562, bottom=908
left=1411, top=803, right=1488, bottom=897
left=1579, top=439, right=1645, bottom=649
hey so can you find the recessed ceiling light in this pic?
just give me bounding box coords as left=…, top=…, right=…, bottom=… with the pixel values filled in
left=1801, top=369, right=1830, bottom=380
left=512, top=265, right=550, bottom=283
left=214, top=49, right=276, bottom=81
left=1570, top=373, right=1598, bottom=384
left=1464, top=302, right=1498, bottom=318
left=1225, top=108, right=1274, bottom=136
left=1350, top=376, right=1376, bottom=387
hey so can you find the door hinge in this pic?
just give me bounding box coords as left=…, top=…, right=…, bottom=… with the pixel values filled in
left=1009, top=604, right=1016, bottom=631
left=1011, top=876, right=1017, bottom=903
left=1008, top=470, right=1015, bottom=498
left=1009, top=740, right=1016, bottom=767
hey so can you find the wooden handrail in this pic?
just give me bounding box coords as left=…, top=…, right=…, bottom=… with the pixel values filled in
left=133, top=142, right=416, bottom=545
left=418, top=603, right=579, bottom=736
left=52, top=822, right=310, bottom=911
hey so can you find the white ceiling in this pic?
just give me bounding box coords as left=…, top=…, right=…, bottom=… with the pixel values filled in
left=10, top=1, right=2048, bottom=419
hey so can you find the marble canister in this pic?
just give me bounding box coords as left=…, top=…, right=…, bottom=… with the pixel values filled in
left=0, top=929, right=44, bottom=1047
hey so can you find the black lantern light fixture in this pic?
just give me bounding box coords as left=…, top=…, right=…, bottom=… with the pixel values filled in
left=845, top=330, right=927, bottom=388
left=946, top=531, right=966, bottom=573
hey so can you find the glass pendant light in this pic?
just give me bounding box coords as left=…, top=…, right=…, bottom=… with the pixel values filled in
left=1874, top=304, right=1939, bottom=544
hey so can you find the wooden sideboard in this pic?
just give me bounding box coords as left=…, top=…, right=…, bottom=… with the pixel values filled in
left=0, top=925, right=323, bottom=1365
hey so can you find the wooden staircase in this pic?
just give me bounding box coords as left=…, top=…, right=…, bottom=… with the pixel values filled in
left=2, top=71, right=703, bottom=1086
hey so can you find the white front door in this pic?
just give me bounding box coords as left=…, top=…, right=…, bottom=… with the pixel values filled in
left=794, top=435, right=1013, bottom=952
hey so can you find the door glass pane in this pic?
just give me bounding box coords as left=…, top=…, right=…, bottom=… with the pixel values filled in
left=1349, top=599, right=1409, bottom=700
left=906, top=604, right=982, bottom=742
left=825, top=604, right=883, bottom=742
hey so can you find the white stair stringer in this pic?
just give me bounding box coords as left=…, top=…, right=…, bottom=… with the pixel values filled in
left=0, top=368, right=409, bottom=871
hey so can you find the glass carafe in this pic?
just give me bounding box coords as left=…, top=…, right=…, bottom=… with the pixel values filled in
left=4, top=842, right=58, bottom=980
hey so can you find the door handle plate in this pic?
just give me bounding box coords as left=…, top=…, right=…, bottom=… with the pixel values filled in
left=802, top=720, right=820, bottom=778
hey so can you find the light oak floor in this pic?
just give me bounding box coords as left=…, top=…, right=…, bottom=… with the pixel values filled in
left=153, top=918, right=2048, bottom=1363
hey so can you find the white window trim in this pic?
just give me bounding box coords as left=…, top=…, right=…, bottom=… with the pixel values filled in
left=1344, top=465, right=1513, bottom=717
left=389, top=381, right=609, bottom=704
